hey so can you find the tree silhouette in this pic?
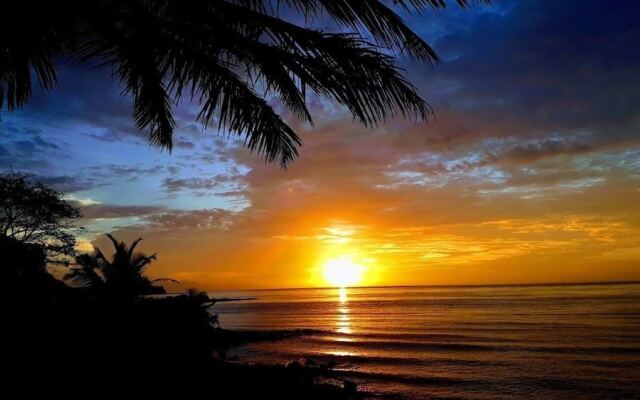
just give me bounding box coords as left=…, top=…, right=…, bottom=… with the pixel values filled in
left=0, top=173, right=83, bottom=264
left=65, top=233, right=175, bottom=299
left=1, top=0, right=488, bottom=166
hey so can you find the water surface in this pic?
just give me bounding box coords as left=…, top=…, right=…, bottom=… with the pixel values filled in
left=212, top=283, right=640, bottom=399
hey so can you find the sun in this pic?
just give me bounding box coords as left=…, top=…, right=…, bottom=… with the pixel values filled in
left=323, top=256, right=365, bottom=287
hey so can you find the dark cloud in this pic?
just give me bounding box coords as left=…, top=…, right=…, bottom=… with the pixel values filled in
left=174, top=140, right=196, bottom=149
left=80, top=164, right=183, bottom=186
left=0, top=122, right=64, bottom=169
left=162, top=168, right=246, bottom=195
left=163, top=177, right=222, bottom=192
left=20, top=66, right=142, bottom=139
left=88, top=131, right=134, bottom=143
left=495, top=135, right=594, bottom=162
left=402, top=0, right=640, bottom=153
left=77, top=203, right=167, bottom=219
left=142, top=209, right=234, bottom=230
left=391, top=133, right=606, bottom=182
left=30, top=174, right=99, bottom=193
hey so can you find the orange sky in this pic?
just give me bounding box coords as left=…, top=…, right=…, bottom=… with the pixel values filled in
left=89, top=120, right=640, bottom=290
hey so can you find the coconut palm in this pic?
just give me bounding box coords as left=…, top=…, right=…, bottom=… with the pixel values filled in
left=1, top=0, right=487, bottom=166
left=65, top=252, right=106, bottom=289
left=65, top=234, right=175, bottom=299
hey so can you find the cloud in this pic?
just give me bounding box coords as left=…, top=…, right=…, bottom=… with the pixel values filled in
left=398, top=0, right=640, bottom=156
left=87, top=164, right=174, bottom=182
left=0, top=122, right=64, bottom=169
left=174, top=139, right=196, bottom=149
left=30, top=174, right=100, bottom=193
left=163, top=177, right=224, bottom=192
left=142, top=209, right=234, bottom=230
left=97, top=112, right=640, bottom=288
left=491, top=135, right=594, bottom=162
left=77, top=203, right=167, bottom=219
left=162, top=167, right=248, bottom=198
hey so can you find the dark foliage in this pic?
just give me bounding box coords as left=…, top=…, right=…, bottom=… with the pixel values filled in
left=0, top=0, right=488, bottom=166
left=1, top=228, right=357, bottom=397
left=0, top=235, right=67, bottom=300
left=65, top=233, right=174, bottom=300
left=0, top=172, right=83, bottom=264
left=0, top=175, right=366, bottom=398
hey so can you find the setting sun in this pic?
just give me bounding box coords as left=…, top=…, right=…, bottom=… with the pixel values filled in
left=323, top=256, right=365, bottom=287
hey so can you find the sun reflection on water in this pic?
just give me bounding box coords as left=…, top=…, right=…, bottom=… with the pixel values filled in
left=336, top=287, right=352, bottom=334
left=339, top=287, right=348, bottom=303
left=326, top=350, right=356, bottom=357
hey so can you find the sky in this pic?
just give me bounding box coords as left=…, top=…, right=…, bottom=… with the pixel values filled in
left=1, top=0, right=640, bottom=289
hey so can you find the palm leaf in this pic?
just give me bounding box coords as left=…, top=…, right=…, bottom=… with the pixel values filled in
left=1, top=0, right=490, bottom=166
left=127, top=238, right=144, bottom=260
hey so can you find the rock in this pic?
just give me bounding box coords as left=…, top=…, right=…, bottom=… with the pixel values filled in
left=285, top=360, right=303, bottom=370
left=343, top=379, right=357, bottom=393
left=299, top=357, right=316, bottom=366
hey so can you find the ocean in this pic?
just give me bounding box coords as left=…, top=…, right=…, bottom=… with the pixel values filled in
left=211, top=283, right=640, bottom=399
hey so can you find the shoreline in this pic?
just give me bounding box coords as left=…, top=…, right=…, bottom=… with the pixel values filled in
left=213, top=327, right=369, bottom=399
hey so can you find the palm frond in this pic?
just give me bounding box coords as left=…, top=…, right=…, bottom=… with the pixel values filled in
left=103, top=233, right=120, bottom=251
left=162, top=2, right=430, bottom=158
left=152, top=277, right=181, bottom=284
left=93, top=246, right=110, bottom=267
left=132, top=252, right=157, bottom=273
left=2, top=0, right=490, bottom=165
left=277, top=0, right=439, bottom=62
left=127, top=238, right=144, bottom=260
left=65, top=253, right=105, bottom=288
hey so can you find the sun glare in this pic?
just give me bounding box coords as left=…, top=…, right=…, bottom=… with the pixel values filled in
left=323, top=256, right=365, bottom=287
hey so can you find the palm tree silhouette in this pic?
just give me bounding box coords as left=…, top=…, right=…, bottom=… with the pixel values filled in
left=65, top=234, right=176, bottom=299
left=65, top=252, right=106, bottom=290
left=1, top=1, right=487, bottom=166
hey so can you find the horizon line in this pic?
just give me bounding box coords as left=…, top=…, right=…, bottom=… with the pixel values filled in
left=201, top=279, right=640, bottom=293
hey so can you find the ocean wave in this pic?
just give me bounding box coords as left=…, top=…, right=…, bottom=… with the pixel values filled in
left=304, top=353, right=515, bottom=368
left=305, top=337, right=497, bottom=351
left=298, top=335, right=640, bottom=355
